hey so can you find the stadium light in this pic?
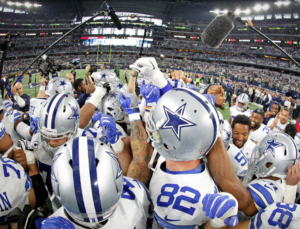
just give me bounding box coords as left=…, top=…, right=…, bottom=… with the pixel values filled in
left=15, top=2, right=23, bottom=6
left=253, top=4, right=262, bottom=11
left=235, top=9, right=241, bottom=15
left=24, top=2, right=32, bottom=7
left=7, top=1, right=15, bottom=5
left=275, top=1, right=290, bottom=6
left=263, top=4, right=269, bottom=10
left=245, top=9, right=251, bottom=14
left=33, top=3, right=42, bottom=7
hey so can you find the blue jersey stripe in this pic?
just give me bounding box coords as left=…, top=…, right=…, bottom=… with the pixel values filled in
left=51, top=94, right=67, bottom=129
left=45, top=93, right=60, bottom=128
left=175, top=88, right=217, bottom=154
left=72, top=137, right=88, bottom=221
left=0, top=126, right=5, bottom=140
left=87, top=138, right=103, bottom=220
left=248, top=188, right=267, bottom=209
left=251, top=183, right=274, bottom=205
left=256, top=208, right=264, bottom=229
left=174, top=80, right=178, bottom=88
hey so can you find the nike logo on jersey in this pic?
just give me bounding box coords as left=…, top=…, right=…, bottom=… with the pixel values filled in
left=164, top=215, right=180, bottom=222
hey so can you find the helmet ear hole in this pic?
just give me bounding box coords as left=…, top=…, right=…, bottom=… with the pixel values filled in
left=95, top=158, right=99, bottom=167
left=266, top=162, right=273, bottom=168
left=63, top=106, right=66, bottom=112
left=69, top=160, right=73, bottom=168
left=164, top=143, right=169, bottom=150
left=284, top=150, right=287, bottom=156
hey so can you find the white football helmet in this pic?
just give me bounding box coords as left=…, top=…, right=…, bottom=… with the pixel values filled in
left=147, top=88, right=219, bottom=161
left=45, top=77, right=73, bottom=97
left=251, top=132, right=298, bottom=178
left=98, top=91, right=126, bottom=122
left=51, top=137, right=123, bottom=228
left=38, top=93, right=80, bottom=155
left=220, top=119, right=232, bottom=150
left=236, top=93, right=249, bottom=112
left=91, top=69, right=117, bottom=86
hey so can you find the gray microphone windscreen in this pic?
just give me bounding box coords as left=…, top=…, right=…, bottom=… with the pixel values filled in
left=201, top=13, right=234, bottom=48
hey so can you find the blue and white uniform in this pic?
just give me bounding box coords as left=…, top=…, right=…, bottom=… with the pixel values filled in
left=230, top=106, right=252, bottom=121
left=294, top=133, right=300, bottom=155
left=50, top=176, right=151, bottom=229
left=0, top=158, right=32, bottom=223
left=29, top=98, right=47, bottom=124
left=249, top=202, right=300, bottom=229
left=247, top=179, right=286, bottom=212
left=150, top=157, right=218, bottom=229
left=227, top=144, right=248, bottom=180
left=1, top=110, right=22, bottom=143
left=250, top=124, right=272, bottom=144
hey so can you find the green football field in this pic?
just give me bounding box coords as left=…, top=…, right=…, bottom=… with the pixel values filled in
left=19, top=69, right=260, bottom=121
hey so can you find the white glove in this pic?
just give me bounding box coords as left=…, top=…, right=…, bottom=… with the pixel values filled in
left=130, top=57, right=167, bottom=89
left=202, top=192, right=239, bottom=228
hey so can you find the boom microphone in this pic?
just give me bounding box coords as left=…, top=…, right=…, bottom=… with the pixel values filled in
left=106, top=5, right=122, bottom=30
left=201, top=12, right=235, bottom=48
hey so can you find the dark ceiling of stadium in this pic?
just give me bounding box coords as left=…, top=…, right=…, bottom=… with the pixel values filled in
left=7, top=0, right=300, bottom=21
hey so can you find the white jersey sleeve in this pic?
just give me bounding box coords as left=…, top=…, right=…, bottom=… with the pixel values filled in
left=29, top=98, right=47, bottom=123
left=0, top=158, right=32, bottom=222
left=1, top=110, right=22, bottom=144
left=250, top=124, right=272, bottom=144
left=247, top=179, right=284, bottom=212
left=227, top=144, right=248, bottom=180
left=50, top=176, right=150, bottom=229
left=249, top=202, right=300, bottom=229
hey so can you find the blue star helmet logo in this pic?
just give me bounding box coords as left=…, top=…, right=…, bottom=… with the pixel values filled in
left=117, top=83, right=123, bottom=89
left=264, top=135, right=284, bottom=158
left=68, top=103, right=80, bottom=123
left=110, top=92, right=117, bottom=98
left=161, top=103, right=196, bottom=142
left=101, top=73, right=106, bottom=78
left=106, top=151, right=122, bottom=179
left=59, top=81, right=66, bottom=86
left=223, top=129, right=231, bottom=144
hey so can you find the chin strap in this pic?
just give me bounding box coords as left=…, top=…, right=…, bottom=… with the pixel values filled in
left=148, top=146, right=158, bottom=172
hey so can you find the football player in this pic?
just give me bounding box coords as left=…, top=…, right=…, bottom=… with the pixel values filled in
left=229, top=93, right=252, bottom=124
left=249, top=108, right=272, bottom=144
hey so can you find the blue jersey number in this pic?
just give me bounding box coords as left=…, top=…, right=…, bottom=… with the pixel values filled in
left=1, top=158, right=21, bottom=179
left=234, top=151, right=248, bottom=166
left=121, top=178, right=136, bottom=200
left=157, top=184, right=200, bottom=216
left=268, top=203, right=297, bottom=229
left=263, top=126, right=271, bottom=134
left=5, top=111, right=13, bottom=116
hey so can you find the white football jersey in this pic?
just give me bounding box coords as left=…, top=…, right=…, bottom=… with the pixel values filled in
left=230, top=106, right=252, bottom=121
left=50, top=176, right=151, bottom=229
left=0, top=158, right=32, bottom=222
left=250, top=124, right=272, bottom=144
left=249, top=202, right=300, bottom=229
left=267, top=118, right=288, bottom=133
left=150, top=158, right=218, bottom=228
left=247, top=178, right=286, bottom=212
left=227, top=144, right=248, bottom=180
left=240, top=138, right=257, bottom=160
left=1, top=110, right=22, bottom=144
left=29, top=98, right=47, bottom=123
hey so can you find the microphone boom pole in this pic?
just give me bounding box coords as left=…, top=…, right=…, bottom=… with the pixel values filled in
left=236, top=18, right=300, bottom=69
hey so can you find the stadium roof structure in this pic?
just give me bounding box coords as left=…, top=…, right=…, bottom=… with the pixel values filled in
left=2, top=0, right=300, bottom=23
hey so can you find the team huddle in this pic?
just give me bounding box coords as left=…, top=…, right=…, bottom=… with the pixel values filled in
left=0, top=57, right=300, bottom=229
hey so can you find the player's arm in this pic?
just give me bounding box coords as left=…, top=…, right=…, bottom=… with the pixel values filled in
left=229, top=116, right=232, bottom=124
left=127, top=119, right=152, bottom=186
left=268, top=113, right=280, bottom=131
left=207, top=137, right=257, bottom=216
left=128, top=69, right=137, bottom=93
left=37, top=77, right=46, bottom=98
left=118, top=92, right=152, bottom=186
left=115, top=136, right=132, bottom=176
left=79, top=66, right=109, bottom=129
